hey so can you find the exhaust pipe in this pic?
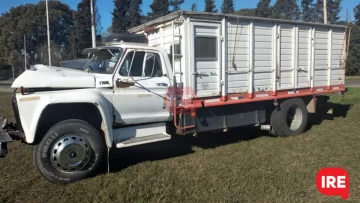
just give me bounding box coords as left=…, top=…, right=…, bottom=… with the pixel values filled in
left=260, top=125, right=271, bottom=131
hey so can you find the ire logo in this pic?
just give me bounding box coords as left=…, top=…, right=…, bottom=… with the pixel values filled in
left=316, top=168, right=349, bottom=200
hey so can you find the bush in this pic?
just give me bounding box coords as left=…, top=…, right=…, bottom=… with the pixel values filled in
left=0, top=64, right=12, bottom=80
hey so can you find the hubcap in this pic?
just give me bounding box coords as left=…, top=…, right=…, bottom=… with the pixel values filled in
left=287, top=106, right=303, bottom=131
left=50, top=135, right=91, bottom=172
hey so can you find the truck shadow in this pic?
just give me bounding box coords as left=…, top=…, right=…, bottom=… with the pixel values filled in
left=106, top=95, right=352, bottom=173
left=109, top=128, right=269, bottom=172
left=307, top=95, right=352, bottom=129
left=107, top=127, right=269, bottom=172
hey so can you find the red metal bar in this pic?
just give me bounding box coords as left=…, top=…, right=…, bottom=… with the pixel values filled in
left=173, top=98, right=195, bottom=130
left=183, top=85, right=344, bottom=109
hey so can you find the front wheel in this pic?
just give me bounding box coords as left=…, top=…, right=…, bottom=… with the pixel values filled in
left=33, top=119, right=106, bottom=184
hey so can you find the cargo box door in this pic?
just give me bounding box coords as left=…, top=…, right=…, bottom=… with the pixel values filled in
left=297, top=26, right=312, bottom=88
left=191, top=22, right=221, bottom=97
left=278, top=24, right=296, bottom=90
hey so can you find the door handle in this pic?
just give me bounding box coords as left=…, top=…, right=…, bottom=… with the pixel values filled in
left=156, top=83, right=169, bottom=87
left=192, top=72, right=208, bottom=77
left=116, top=79, right=135, bottom=88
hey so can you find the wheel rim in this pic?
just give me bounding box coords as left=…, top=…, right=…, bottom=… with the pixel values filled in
left=287, top=106, right=303, bottom=131
left=50, top=135, right=91, bottom=172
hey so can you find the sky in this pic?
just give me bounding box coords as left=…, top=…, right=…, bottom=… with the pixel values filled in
left=0, top=0, right=359, bottom=31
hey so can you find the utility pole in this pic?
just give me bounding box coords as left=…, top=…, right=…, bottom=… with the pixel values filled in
left=12, top=54, right=14, bottom=79
left=90, top=0, right=96, bottom=48
left=24, top=34, right=27, bottom=71
left=323, top=0, right=328, bottom=24
left=72, top=11, right=76, bottom=59
left=46, top=0, right=52, bottom=66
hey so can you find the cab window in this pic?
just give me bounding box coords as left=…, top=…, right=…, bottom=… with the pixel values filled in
left=119, top=51, right=163, bottom=77
left=144, top=53, right=163, bottom=77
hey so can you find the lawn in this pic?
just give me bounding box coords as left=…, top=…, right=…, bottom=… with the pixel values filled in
left=346, top=76, right=360, bottom=81
left=0, top=89, right=360, bottom=202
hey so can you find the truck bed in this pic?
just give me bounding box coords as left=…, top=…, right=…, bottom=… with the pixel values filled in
left=130, top=11, right=347, bottom=108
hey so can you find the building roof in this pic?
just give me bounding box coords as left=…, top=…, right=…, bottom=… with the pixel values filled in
left=129, top=10, right=347, bottom=33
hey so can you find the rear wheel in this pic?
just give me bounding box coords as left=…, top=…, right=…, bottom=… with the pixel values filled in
left=33, top=119, right=105, bottom=184
left=270, top=98, right=308, bottom=137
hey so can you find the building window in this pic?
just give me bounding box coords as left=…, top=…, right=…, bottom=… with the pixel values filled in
left=195, top=37, right=217, bottom=59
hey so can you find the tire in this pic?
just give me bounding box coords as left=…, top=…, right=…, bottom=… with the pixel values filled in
left=33, top=119, right=106, bottom=184
left=270, top=98, right=308, bottom=137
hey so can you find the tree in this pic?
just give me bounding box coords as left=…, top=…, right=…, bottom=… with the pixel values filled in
left=221, top=0, right=234, bottom=14
left=313, top=0, right=342, bottom=24
left=301, top=0, right=317, bottom=22
left=191, top=3, right=197, bottom=11
left=355, top=3, right=360, bottom=25
left=128, top=0, right=142, bottom=28
left=111, top=0, right=143, bottom=33
left=0, top=1, right=73, bottom=71
left=94, top=4, right=103, bottom=35
left=327, top=0, right=342, bottom=23
left=112, top=0, right=130, bottom=33
left=169, top=0, right=184, bottom=12
left=150, top=0, right=169, bottom=19
left=236, top=8, right=257, bottom=16
left=272, top=0, right=300, bottom=20
left=346, top=5, right=360, bottom=75
left=111, top=0, right=130, bottom=33
left=73, top=0, right=102, bottom=58
left=255, top=0, right=272, bottom=18
left=345, top=24, right=360, bottom=75
left=204, top=0, right=218, bottom=13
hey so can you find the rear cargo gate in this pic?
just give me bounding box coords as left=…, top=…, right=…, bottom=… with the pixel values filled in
left=191, top=22, right=222, bottom=97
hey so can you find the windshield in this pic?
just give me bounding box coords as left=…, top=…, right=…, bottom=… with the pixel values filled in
left=83, top=48, right=123, bottom=74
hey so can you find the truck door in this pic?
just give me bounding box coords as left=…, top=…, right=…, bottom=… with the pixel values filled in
left=191, top=22, right=221, bottom=97
left=112, top=49, right=171, bottom=125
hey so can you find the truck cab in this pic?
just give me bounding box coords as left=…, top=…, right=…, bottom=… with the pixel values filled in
left=13, top=41, right=174, bottom=137
left=8, top=40, right=175, bottom=183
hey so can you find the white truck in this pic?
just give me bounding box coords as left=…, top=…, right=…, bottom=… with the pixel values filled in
left=1, top=11, right=348, bottom=183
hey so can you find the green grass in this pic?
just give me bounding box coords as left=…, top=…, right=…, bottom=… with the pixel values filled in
left=1, top=89, right=360, bottom=202
left=329, top=87, right=360, bottom=104
left=346, top=76, right=360, bottom=80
